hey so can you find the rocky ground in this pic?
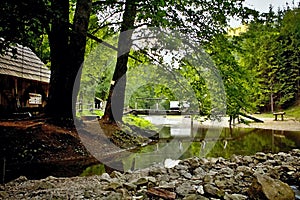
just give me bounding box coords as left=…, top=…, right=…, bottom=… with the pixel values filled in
left=1, top=149, right=300, bottom=199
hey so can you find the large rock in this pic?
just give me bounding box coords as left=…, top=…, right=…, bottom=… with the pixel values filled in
left=204, top=184, right=225, bottom=197
left=224, top=193, right=247, bottom=200
left=176, top=182, right=194, bottom=196
left=248, top=174, right=295, bottom=200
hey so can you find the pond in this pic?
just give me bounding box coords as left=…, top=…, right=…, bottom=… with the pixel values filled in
left=82, top=115, right=300, bottom=174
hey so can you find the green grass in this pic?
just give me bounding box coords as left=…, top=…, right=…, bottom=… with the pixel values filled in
left=93, top=110, right=104, bottom=116
left=80, top=164, right=106, bottom=176
left=253, top=105, right=300, bottom=121
left=123, top=114, right=157, bottom=130
left=285, top=105, right=300, bottom=121
left=253, top=113, right=274, bottom=118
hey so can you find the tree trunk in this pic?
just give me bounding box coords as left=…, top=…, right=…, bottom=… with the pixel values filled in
left=46, top=0, right=92, bottom=124
left=270, top=92, right=274, bottom=113
left=69, top=0, right=92, bottom=118
left=101, top=0, right=137, bottom=123
left=46, top=0, right=70, bottom=119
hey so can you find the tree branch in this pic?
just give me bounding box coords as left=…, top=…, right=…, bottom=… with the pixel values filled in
left=131, top=43, right=192, bottom=94
left=92, top=0, right=124, bottom=6
left=86, top=33, right=142, bottom=63
left=97, top=22, right=122, bottom=30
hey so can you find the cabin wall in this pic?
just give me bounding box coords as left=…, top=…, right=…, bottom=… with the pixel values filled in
left=0, top=74, right=49, bottom=114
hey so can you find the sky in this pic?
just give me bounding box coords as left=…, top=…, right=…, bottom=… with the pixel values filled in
left=230, top=0, right=300, bottom=27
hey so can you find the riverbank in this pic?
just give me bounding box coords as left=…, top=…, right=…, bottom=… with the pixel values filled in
left=0, top=118, right=155, bottom=183
left=235, top=116, right=300, bottom=131
left=200, top=115, right=300, bottom=131
left=1, top=115, right=299, bottom=183
left=1, top=116, right=300, bottom=199
left=1, top=149, right=299, bottom=199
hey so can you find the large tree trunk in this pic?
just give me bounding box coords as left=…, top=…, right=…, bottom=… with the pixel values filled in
left=101, top=0, right=137, bottom=123
left=46, top=0, right=91, bottom=124
left=47, top=0, right=70, bottom=119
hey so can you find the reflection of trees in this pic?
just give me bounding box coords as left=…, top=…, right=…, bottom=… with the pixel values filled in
left=122, top=126, right=299, bottom=170
left=183, top=128, right=297, bottom=159
left=206, top=129, right=297, bottom=159
left=284, top=131, right=300, bottom=147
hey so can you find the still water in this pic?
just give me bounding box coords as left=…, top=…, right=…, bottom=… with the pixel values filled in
left=83, top=116, right=300, bottom=174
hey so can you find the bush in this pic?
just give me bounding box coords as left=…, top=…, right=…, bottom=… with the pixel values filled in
left=123, top=114, right=157, bottom=130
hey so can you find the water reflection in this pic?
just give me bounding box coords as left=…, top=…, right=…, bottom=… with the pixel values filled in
left=122, top=116, right=300, bottom=171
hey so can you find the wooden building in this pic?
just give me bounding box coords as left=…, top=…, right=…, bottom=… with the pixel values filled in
left=0, top=45, right=50, bottom=114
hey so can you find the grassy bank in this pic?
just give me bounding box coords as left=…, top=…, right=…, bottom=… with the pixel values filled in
left=285, top=105, right=300, bottom=121
left=253, top=105, right=300, bottom=121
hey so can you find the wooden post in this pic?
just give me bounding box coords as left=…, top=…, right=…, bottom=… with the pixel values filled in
left=13, top=78, right=18, bottom=110
left=270, top=92, right=274, bottom=113
left=79, top=101, right=82, bottom=113
left=2, top=157, right=5, bottom=184
left=272, top=130, right=274, bottom=152
left=14, top=78, right=18, bottom=96
left=90, top=102, right=93, bottom=112
left=190, top=115, right=193, bottom=136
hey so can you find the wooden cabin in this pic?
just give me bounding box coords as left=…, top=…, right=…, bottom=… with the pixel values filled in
left=0, top=45, right=50, bottom=115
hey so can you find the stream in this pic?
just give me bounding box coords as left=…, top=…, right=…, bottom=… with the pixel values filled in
left=80, top=115, right=300, bottom=198
left=83, top=115, right=300, bottom=173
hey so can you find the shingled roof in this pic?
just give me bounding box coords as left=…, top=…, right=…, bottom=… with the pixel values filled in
left=0, top=45, right=50, bottom=83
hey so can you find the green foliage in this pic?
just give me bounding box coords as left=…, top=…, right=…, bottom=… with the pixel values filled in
left=93, top=0, right=256, bottom=123
left=127, top=84, right=173, bottom=110
left=205, top=34, right=258, bottom=117
left=0, top=0, right=50, bottom=53
left=94, top=110, right=104, bottom=116
left=178, top=62, right=211, bottom=115
left=78, top=31, right=118, bottom=104
left=80, top=164, right=106, bottom=176
left=93, top=0, right=253, bottom=44
left=4, top=0, right=296, bottom=120
left=278, top=8, right=300, bottom=107
left=126, top=61, right=197, bottom=111
left=236, top=6, right=300, bottom=112
left=123, top=114, right=157, bottom=130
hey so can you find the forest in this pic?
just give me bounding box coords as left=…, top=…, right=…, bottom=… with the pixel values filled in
left=1, top=0, right=300, bottom=125
left=1, top=1, right=300, bottom=198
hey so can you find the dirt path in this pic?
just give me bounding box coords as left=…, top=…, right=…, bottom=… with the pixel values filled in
left=199, top=115, right=300, bottom=131
left=235, top=116, right=300, bottom=131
